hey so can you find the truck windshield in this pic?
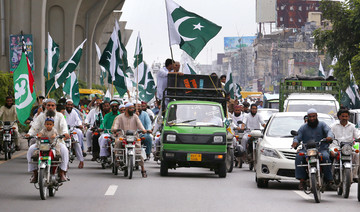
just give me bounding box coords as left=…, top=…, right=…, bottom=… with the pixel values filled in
left=167, top=104, right=223, bottom=127
left=286, top=100, right=337, bottom=116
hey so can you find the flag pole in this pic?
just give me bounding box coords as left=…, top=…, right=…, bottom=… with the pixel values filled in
left=136, top=54, right=139, bottom=105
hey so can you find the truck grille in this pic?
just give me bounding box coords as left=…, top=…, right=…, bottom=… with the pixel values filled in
left=280, top=151, right=296, bottom=160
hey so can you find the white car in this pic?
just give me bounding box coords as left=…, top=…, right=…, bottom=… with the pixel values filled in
left=254, top=112, right=335, bottom=188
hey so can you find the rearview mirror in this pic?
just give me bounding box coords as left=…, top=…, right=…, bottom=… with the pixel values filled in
left=250, top=130, right=263, bottom=138
left=290, top=130, right=298, bottom=136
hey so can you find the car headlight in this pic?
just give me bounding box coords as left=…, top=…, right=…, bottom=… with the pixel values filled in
left=213, top=136, right=223, bottom=143
left=260, top=147, right=280, bottom=158
left=166, top=134, right=176, bottom=142
left=342, top=145, right=352, bottom=155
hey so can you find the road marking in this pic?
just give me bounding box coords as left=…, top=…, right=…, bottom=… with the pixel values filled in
left=105, top=185, right=118, bottom=196
left=293, top=190, right=312, bottom=200
left=0, top=151, right=27, bottom=165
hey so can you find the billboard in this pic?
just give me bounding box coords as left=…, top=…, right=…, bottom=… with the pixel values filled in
left=224, top=36, right=256, bottom=53
left=256, top=0, right=276, bottom=23
left=9, top=34, right=34, bottom=72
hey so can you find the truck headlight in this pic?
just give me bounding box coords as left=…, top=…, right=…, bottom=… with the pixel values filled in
left=213, top=136, right=223, bottom=143
left=260, top=147, right=280, bottom=158
left=166, top=134, right=176, bottom=142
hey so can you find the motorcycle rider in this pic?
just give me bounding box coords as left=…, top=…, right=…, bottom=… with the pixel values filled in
left=231, top=105, right=244, bottom=130
left=112, top=103, right=148, bottom=177
left=64, top=99, right=85, bottom=169
left=91, top=101, right=110, bottom=161
left=98, top=100, right=120, bottom=161
left=26, top=99, right=69, bottom=182
left=292, top=108, right=334, bottom=190
left=84, top=98, right=102, bottom=153
left=330, top=109, right=360, bottom=182
left=136, top=103, right=152, bottom=160
left=0, top=96, right=20, bottom=151
left=241, top=104, right=265, bottom=150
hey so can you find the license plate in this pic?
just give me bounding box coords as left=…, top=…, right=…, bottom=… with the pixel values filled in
left=187, top=153, right=202, bottom=161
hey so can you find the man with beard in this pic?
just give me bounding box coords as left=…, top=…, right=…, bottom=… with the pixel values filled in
left=136, top=103, right=152, bottom=160
left=0, top=96, right=20, bottom=150
left=241, top=104, right=266, bottom=149
left=64, top=99, right=85, bottom=169
left=91, top=101, right=110, bottom=161
left=242, top=102, right=250, bottom=114
left=98, top=100, right=120, bottom=162
left=84, top=98, right=102, bottom=153
left=112, top=103, right=147, bottom=177
left=292, top=108, right=334, bottom=190
left=141, top=101, right=155, bottom=122
left=26, top=99, right=69, bottom=182
left=231, top=105, right=244, bottom=130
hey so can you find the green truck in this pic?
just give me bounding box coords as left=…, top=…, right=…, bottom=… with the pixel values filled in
left=279, top=76, right=341, bottom=116
left=159, top=74, right=233, bottom=178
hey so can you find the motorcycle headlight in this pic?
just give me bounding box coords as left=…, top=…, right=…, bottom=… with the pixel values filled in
left=166, top=134, right=176, bottom=142
left=213, top=136, right=223, bottom=143
left=39, top=144, right=51, bottom=151
left=127, top=136, right=135, bottom=142
left=307, top=149, right=318, bottom=157
left=260, top=147, right=280, bottom=158
left=342, top=145, right=352, bottom=155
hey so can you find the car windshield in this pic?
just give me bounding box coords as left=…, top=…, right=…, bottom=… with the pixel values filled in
left=167, top=104, right=223, bottom=127
left=286, top=100, right=337, bottom=116
left=266, top=116, right=334, bottom=137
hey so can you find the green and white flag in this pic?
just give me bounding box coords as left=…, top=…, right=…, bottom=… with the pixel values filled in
left=342, top=62, right=360, bottom=109
left=95, top=42, right=107, bottom=86
left=46, top=39, right=86, bottom=95
left=63, top=71, right=80, bottom=106
left=235, top=83, right=242, bottom=99
left=224, top=63, right=234, bottom=99
left=134, top=32, right=146, bottom=85
left=99, top=21, right=127, bottom=91
left=166, top=0, right=222, bottom=59
left=44, top=32, right=59, bottom=79
left=104, top=89, right=111, bottom=102
left=318, top=60, right=325, bottom=77
left=328, top=57, right=337, bottom=77
left=183, top=62, right=197, bottom=75
left=13, top=53, right=36, bottom=125
left=139, top=64, right=156, bottom=103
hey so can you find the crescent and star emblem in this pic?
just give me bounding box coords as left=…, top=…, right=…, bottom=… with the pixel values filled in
left=174, top=16, right=197, bottom=42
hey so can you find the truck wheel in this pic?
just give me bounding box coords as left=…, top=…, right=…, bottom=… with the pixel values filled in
left=256, top=176, right=269, bottom=188
left=226, top=149, right=234, bottom=173
left=218, top=162, right=227, bottom=178
left=160, top=160, right=168, bottom=176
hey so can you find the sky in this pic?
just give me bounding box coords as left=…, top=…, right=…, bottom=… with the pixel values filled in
left=121, top=0, right=258, bottom=66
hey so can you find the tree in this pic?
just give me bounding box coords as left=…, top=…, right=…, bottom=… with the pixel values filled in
left=305, top=68, right=317, bottom=76
left=313, top=0, right=360, bottom=90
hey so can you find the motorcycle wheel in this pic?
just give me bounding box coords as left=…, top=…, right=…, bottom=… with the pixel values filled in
left=239, top=157, right=243, bottom=168
left=48, top=187, right=56, bottom=197
left=310, top=173, right=321, bottom=203
left=342, top=169, right=351, bottom=198
left=160, top=160, right=168, bottom=176
left=3, top=142, right=8, bottom=161
left=218, top=162, right=227, bottom=178
left=358, top=174, right=360, bottom=201
left=337, top=184, right=343, bottom=195
left=226, top=148, right=234, bottom=173
left=113, top=156, right=118, bottom=176
left=128, top=155, right=134, bottom=179
left=249, top=162, right=254, bottom=171
left=39, top=168, right=47, bottom=200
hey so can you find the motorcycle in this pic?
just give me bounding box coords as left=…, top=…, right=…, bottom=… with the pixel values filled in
left=238, top=128, right=262, bottom=171
left=111, top=130, right=143, bottom=179
left=332, top=139, right=359, bottom=198
left=30, top=135, right=65, bottom=200
left=297, top=139, right=331, bottom=203
left=152, top=132, right=161, bottom=164
left=65, top=126, right=82, bottom=163
left=0, top=121, right=17, bottom=160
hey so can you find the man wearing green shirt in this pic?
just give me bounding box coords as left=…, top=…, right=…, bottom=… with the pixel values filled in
left=99, top=100, right=120, bottom=160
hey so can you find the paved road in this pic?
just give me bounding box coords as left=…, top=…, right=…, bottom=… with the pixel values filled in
left=0, top=140, right=359, bottom=211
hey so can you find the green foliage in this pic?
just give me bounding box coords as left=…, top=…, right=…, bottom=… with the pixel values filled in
left=78, top=79, right=87, bottom=89
left=0, top=73, right=14, bottom=105
left=314, top=0, right=360, bottom=90
left=305, top=68, right=317, bottom=76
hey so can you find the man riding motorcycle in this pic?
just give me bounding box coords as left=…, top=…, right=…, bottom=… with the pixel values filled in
left=84, top=98, right=102, bottom=153
left=26, top=99, right=69, bottom=182
left=64, top=99, right=85, bottom=169
left=241, top=104, right=265, bottom=149
left=112, top=103, right=148, bottom=178
left=136, top=103, right=152, bottom=160
left=292, top=108, right=334, bottom=190
left=0, top=96, right=20, bottom=151
left=330, top=109, right=360, bottom=182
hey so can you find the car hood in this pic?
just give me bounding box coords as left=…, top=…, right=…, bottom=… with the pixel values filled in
left=260, top=135, right=295, bottom=152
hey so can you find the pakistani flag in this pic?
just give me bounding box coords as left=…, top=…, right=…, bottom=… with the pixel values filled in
left=63, top=71, right=80, bottom=106
left=134, top=32, right=146, bottom=85
left=46, top=39, right=86, bottom=95
left=183, top=62, right=197, bottom=75
left=166, top=0, right=222, bottom=59
left=95, top=43, right=107, bottom=86
left=139, top=64, right=156, bottom=102
left=104, top=89, right=111, bottom=102
left=13, top=53, right=36, bottom=125
left=342, top=62, right=360, bottom=109
left=224, top=63, right=234, bottom=99
left=328, top=57, right=337, bottom=77
left=99, top=21, right=127, bottom=91
left=235, top=83, right=242, bottom=99
left=44, top=33, right=59, bottom=79
left=318, top=60, right=325, bottom=77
